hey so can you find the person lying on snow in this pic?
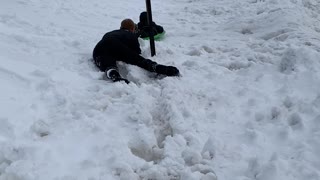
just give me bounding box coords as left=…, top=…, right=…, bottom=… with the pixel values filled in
left=92, top=19, right=179, bottom=84
left=136, top=11, right=165, bottom=40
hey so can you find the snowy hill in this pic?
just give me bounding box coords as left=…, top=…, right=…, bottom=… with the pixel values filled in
left=1, top=0, right=320, bottom=179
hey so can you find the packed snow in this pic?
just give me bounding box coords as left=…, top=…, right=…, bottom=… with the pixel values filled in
left=1, top=0, right=320, bottom=179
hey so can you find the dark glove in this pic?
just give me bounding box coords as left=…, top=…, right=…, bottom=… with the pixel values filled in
left=155, top=64, right=180, bottom=76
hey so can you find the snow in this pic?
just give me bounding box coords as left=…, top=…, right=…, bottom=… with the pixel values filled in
left=1, top=0, right=320, bottom=179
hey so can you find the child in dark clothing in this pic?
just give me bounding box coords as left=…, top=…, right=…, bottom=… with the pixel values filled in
left=92, top=19, right=178, bottom=84
left=136, top=12, right=165, bottom=40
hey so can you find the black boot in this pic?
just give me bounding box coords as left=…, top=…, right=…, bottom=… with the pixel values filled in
left=105, top=68, right=130, bottom=84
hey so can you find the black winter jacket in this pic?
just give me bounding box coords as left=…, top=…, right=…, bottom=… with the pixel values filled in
left=93, top=29, right=141, bottom=58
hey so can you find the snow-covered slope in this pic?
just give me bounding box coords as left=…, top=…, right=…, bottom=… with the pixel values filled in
left=1, top=0, right=320, bottom=179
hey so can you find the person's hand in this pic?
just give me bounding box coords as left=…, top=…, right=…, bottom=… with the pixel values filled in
left=155, top=65, right=180, bottom=76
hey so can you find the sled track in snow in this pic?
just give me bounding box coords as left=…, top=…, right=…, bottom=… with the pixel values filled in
left=126, top=82, right=217, bottom=180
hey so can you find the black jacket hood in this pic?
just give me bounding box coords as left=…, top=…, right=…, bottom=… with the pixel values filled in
left=139, top=12, right=148, bottom=25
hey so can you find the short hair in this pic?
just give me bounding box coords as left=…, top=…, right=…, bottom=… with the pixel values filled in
left=120, top=19, right=135, bottom=31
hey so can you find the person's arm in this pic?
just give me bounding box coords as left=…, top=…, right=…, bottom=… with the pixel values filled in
left=155, top=24, right=164, bottom=34
left=131, top=35, right=142, bottom=54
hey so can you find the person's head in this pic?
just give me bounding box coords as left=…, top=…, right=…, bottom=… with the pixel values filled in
left=139, top=12, right=148, bottom=25
left=120, top=19, right=135, bottom=32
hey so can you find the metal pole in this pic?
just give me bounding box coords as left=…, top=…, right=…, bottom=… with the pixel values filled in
left=146, top=0, right=156, bottom=56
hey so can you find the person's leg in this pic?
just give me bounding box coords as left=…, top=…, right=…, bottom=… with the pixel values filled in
left=118, top=51, right=179, bottom=76
left=117, top=47, right=179, bottom=76
left=92, top=55, right=125, bottom=82
left=94, top=41, right=133, bottom=83
left=105, top=39, right=157, bottom=72
left=123, top=53, right=179, bottom=76
left=93, top=55, right=117, bottom=72
left=105, top=38, right=179, bottom=76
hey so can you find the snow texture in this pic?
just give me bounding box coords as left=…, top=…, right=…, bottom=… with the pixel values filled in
left=1, top=0, right=320, bottom=179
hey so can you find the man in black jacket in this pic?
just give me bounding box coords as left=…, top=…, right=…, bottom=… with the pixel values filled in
left=93, top=19, right=179, bottom=83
